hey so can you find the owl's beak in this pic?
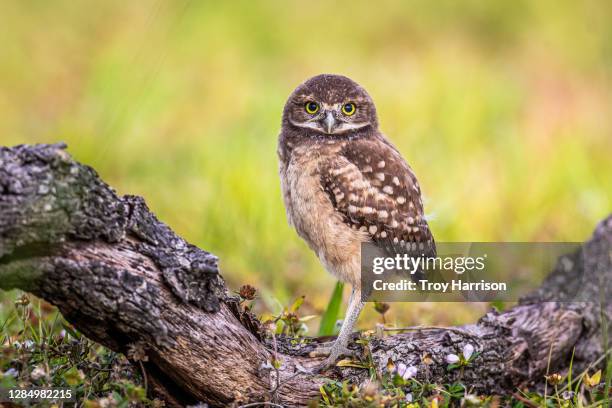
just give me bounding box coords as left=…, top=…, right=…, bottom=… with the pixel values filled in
left=322, top=111, right=336, bottom=134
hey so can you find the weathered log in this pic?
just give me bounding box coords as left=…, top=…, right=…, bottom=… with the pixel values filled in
left=0, top=143, right=610, bottom=407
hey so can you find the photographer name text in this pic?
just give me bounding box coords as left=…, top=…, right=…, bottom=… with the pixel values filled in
left=372, top=279, right=507, bottom=292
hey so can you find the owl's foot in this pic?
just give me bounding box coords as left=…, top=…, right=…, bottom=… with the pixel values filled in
left=308, top=342, right=356, bottom=373
left=307, top=341, right=334, bottom=357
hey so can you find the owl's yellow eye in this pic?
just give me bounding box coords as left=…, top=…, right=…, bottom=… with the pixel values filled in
left=342, top=103, right=356, bottom=116
left=305, top=101, right=319, bottom=114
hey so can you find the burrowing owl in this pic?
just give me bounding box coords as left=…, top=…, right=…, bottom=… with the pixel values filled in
left=278, top=74, right=435, bottom=368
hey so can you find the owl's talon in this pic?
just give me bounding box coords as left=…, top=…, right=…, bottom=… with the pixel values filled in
left=308, top=345, right=332, bottom=358
left=309, top=342, right=356, bottom=371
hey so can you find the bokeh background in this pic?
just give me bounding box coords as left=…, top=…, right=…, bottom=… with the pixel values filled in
left=1, top=1, right=611, bottom=330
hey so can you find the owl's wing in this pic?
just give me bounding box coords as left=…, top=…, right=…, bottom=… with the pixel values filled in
left=320, top=137, right=435, bottom=257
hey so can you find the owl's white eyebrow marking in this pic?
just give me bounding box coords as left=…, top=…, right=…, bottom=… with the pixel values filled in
left=333, top=122, right=370, bottom=133
left=288, top=119, right=369, bottom=134
left=289, top=120, right=323, bottom=131
left=322, top=103, right=339, bottom=110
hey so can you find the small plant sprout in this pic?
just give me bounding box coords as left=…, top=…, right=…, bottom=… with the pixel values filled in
left=271, top=295, right=311, bottom=337
left=584, top=369, right=601, bottom=388
left=446, top=343, right=477, bottom=371
left=373, top=301, right=390, bottom=324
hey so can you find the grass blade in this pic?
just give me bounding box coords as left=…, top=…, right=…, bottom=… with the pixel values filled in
left=318, top=281, right=344, bottom=336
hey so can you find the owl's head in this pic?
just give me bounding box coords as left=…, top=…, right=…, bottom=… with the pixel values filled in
left=282, top=74, right=378, bottom=136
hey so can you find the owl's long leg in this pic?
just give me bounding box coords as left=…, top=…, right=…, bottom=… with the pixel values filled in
left=310, top=285, right=364, bottom=369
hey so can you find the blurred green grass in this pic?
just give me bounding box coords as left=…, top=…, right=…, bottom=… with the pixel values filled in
left=0, top=0, right=610, bottom=329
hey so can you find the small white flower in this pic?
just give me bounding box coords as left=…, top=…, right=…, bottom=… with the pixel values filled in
left=561, top=391, right=574, bottom=400
left=396, top=363, right=417, bottom=380
left=446, top=353, right=460, bottom=364
left=31, top=365, right=46, bottom=381
left=260, top=361, right=274, bottom=370
left=3, top=368, right=18, bottom=378
left=98, top=396, right=116, bottom=408
left=23, top=340, right=35, bottom=350
left=402, top=366, right=417, bottom=380
left=405, top=393, right=413, bottom=402
left=463, top=394, right=480, bottom=405
left=463, top=343, right=474, bottom=360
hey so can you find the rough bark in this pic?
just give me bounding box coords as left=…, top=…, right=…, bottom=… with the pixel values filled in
left=0, top=143, right=610, bottom=407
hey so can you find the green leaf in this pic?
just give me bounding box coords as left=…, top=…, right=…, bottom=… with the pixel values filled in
left=335, top=358, right=368, bottom=368
left=446, top=363, right=460, bottom=371
left=489, top=300, right=506, bottom=311
left=319, top=385, right=331, bottom=405
left=318, top=281, right=344, bottom=336
left=289, top=295, right=304, bottom=313
left=62, top=366, right=84, bottom=386
left=272, top=358, right=283, bottom=369
left=447, top=382, right=465, bottom=397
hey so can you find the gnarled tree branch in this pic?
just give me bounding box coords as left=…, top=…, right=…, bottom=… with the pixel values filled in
left=0, top=143, right=610, bottom=406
